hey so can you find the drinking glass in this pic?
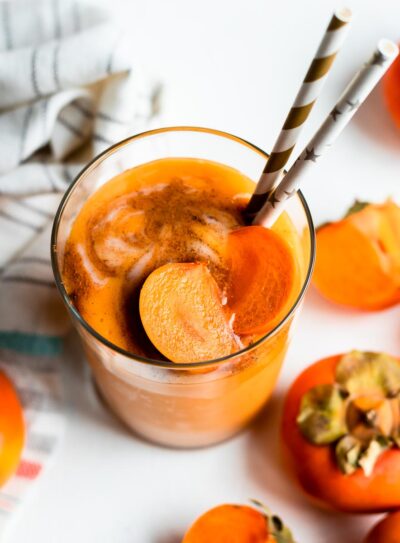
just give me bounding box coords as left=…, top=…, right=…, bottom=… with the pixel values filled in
left=51, top=127, right=315, bottom=448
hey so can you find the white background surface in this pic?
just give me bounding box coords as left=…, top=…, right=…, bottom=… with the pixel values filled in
left=9, top=0, right=400, bottom=542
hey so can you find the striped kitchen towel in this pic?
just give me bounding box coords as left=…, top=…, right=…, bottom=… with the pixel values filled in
left=0, top=0, right=159, bottom=539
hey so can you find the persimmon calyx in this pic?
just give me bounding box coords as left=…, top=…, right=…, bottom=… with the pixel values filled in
left=344, top=199, right=370, bottom=218
left=297, top=351, right=400, bottom=476
left=296, top=384, right=347, bottom=444
left=316, top=200, right=370, bottom=231
left=250, top=500, right=297, bottom=543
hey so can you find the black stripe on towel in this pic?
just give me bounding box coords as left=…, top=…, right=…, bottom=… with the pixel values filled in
left=31, top=48, right=41, bottom=97
left=71, top=100, right=94, bottom=119
left=19, top=105, right=34, bottom=162
left=72, top=1, right=80, bottom=33
left=53, top=0, right=62, bottom=39
left=0, top=209, right=40, bottom=232
left=106, top=39, right=120, bottom=75
left=62, top=164, right=74, bottom=184
left=41, top=162, right=59, bottom=193
left=1, top=276, right=56, bottom=288
left=13, top=256, right=51, bottom=266
left=57, top=116, right=86, bottom=139
left=2, top=3, right=12, bottom=50
left=93, top=133, right=114, bottom=146
left=14, top=199, right=53, bottom=219
left=53, top=44, right=61, bottom=90
left=96, top=111, right=126, bottom=125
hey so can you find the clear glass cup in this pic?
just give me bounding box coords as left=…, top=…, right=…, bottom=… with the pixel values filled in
left=51, top=127, right=315, bottom=448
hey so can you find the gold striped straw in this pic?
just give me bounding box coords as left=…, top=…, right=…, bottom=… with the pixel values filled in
left=253, top=39, right=399, bottom=227
left=245, top=7, right=352, bottom=221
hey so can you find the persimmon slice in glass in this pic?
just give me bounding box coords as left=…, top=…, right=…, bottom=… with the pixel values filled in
left=226, top=226, right=296, bottom=335
left=139, top=262, right=236, bottom=363
left=0, top=370, right=25, bottom=487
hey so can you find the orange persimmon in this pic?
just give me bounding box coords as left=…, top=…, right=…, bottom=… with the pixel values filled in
left=281, top=352, right=400, bottom=513
left=227, top=226, right=295, bottom=335
left=139, top=262, right=236, bottom=363
left=313, top=201, right=400, bottom=310
left=383, top=46, right=400, bottom=129
left=0, top=370, right=25, bottom=487
left=182, top=503, right=295, bottom=543
left=365, top=511, right=400, bottom=543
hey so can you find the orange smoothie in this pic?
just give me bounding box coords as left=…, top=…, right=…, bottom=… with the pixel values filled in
left=61, top=157, right=308, bottom=446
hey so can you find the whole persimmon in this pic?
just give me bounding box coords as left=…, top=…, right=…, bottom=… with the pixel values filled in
left=281, top=351, right=400, bottom=513
left=383, top=46, right=400, bottom=129
left=0, top=370, right=25, bottom=487
left=182, top=502, right=296, bottom=543
left=365, top=511, right=400, bottom=543
left=313, top=201, right=400, bottom=310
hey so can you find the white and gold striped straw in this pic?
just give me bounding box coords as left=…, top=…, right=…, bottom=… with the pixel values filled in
left=246, top=7, right=352, bottom=220
left=254, top=39, right=399, bottom=227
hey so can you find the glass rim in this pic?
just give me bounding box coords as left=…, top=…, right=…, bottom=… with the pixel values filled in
left=51, top=125, right=316, bottom=369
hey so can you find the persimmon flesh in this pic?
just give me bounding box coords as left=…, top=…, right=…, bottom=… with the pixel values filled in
left=139, top=263, right=236, bottom=363
left=227, top=226, right=296, bottom=335
left=313, top=202, right=400, bottom=310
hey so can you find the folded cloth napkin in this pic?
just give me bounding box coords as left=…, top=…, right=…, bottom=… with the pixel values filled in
left=0, top=0, right=158, bottom=538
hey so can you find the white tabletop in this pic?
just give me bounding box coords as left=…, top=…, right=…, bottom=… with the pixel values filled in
left=9, top=0, right=400, bottom=541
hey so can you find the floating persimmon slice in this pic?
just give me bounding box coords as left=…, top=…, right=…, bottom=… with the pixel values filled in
left=0, top=370, right=25, bottom=487
left=139, top=263, right=236, bottom=363
left=226, top=226, right=296, bottom=336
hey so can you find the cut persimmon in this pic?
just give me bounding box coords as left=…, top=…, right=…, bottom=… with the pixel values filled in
left=226, top=226, right=296, bottom=335
left=139, top=263, right=236, bottom=363
left=383, top=46, right=400, bottom=130
left=313, top=201, right=400, bottom=310
left=182, top=503, right=296, bottom=543
left=0, top=370, right=25, bottom=487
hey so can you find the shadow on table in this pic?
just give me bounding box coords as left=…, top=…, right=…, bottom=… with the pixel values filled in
left=353, top=85, right=400, bottom=149
left=155, top=533, right=183, bottom=543
left=244, top=394, right=373, bottom=543
left=304, top=284, right=362, bottom=318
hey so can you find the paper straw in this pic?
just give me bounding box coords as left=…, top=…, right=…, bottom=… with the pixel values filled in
left=253, top=39, right=399, bottom=227
left=245, top=7, right=352, bottom=221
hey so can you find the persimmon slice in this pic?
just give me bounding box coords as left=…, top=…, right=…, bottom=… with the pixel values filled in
left=182, top=504, right=269, bottom=543
left=314, top=203, right=400, bottom=310
left=139, top=263, right=235, bottom=363
left=0, top=370, right=25, bottom=487
left=227, top=226, right=295, bottom=335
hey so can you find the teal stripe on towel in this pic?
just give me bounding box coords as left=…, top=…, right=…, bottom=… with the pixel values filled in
left=0, top=332, right=61, bottom=356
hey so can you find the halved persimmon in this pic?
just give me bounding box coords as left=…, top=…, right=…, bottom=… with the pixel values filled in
left=0, top=370, right=25, bottom=487
left=182, top=503, right=295, bottom=543
left=139, top=262, right=236, bottom=363
left=365, top=511, right=400, bottom=543
left=226, top=226, right=296, bottom=335
left=313, top=201, right=400, bottom=310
